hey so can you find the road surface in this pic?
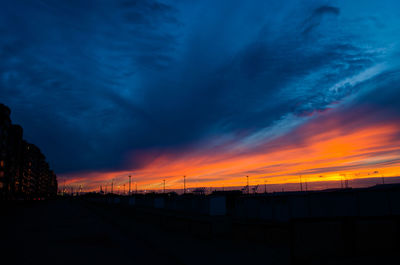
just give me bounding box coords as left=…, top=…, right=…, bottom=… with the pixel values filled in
left=1, top=200, right=289, bottom=265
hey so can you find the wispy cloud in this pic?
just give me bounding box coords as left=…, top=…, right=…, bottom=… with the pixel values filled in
left=0, top=0, right=400, bottom=189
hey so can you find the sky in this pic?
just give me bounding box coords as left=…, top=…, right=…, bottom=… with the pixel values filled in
left=1, top=0, right=400, bottom=192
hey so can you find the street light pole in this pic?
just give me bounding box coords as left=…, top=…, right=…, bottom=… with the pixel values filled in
left=264, top=180, right=267, bottom=193
left=163, top=179, right=166, bottom=194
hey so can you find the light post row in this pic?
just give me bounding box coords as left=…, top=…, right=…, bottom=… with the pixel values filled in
left=67, top=170, right=390, bottom=195
left=100, top=175, right=266, bottom=195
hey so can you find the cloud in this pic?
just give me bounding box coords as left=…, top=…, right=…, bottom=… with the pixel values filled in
left=0, top=0, right=399, bottom=183
left=302, top=5, right=340, bottom=35
left=314, top=6, right=340, bottom=16
left=61, top=101, right=400, bottom=191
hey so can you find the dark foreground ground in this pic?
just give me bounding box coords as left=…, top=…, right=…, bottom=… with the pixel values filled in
left=0, top=200, right=289, bottom=265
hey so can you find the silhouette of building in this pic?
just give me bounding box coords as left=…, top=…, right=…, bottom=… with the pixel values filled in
left=0, top=103, right=57, bottom=199
left=0, top=104, right=11, bottom=195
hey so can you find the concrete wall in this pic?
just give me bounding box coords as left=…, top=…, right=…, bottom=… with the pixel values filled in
left=233, top=188, right=400, bottom=221
left=307, top=192, right=358, bottom=218
left=90, top=185, right=400, bottom=222
left=154, top=197, right=164, bottom=209
left=289, top=195, right=308, bottom=219
left=358, top=191, right=391, bottom=216
left=390, top=190, right=400, bottom=215
left=209, top=196, right=226, bottom=216
left=272, top=197, right=290, bottom=221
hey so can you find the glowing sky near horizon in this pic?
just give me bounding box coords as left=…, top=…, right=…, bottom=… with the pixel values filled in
left=63, top=106, right=400, bottom=191
left=1, top=1, right=400, bottom=191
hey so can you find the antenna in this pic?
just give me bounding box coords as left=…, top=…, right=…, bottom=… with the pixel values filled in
left=183, top=175, right=186, bottom=194
left=129, top=175, right=131, bottom=196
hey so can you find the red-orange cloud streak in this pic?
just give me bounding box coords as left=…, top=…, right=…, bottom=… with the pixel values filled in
left=60, top=109, right=400, bottom=192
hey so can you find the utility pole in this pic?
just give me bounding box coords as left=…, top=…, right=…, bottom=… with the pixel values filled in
left=163, top=179, right=166, bottom=194
left=111, top=180, right=114, bottom=194
left=183, top=175, right=186, bottom=194
left=305, top=176, right=308, bottom=191
left=105, top=183, right=107, bottom=194
left=247, top=176, right=249, bottom=195
left=344, top=174, right=348, bottom=188
left=135, top=183, right=138, bottom=194
left=382, top=175, right=385, bottom=185
left=299, top=175, right=303, bottom=192
left=123, top=184, right=125, bottom=195
left=264, top=180, right=267, bottom=193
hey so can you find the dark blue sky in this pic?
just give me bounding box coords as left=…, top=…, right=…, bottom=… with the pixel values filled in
left=1, top=0, right=400, bottom=177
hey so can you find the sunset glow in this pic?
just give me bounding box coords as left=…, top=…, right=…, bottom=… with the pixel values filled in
left=4, top=1, right=400, bottom=195
left=61, top=109, right=400, bottom=192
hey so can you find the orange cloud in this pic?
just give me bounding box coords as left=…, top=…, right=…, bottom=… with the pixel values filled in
left=60, top=109, right=400, bottom=192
